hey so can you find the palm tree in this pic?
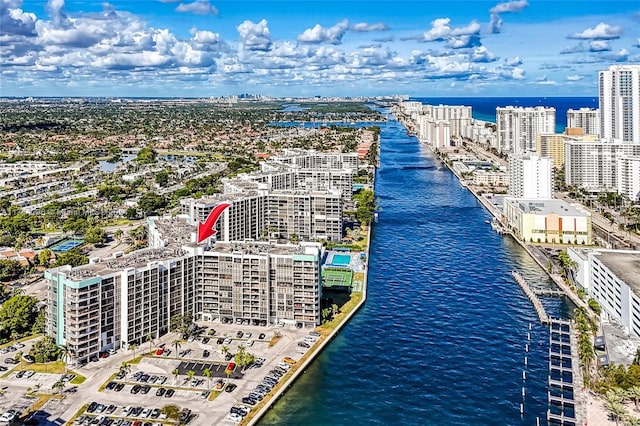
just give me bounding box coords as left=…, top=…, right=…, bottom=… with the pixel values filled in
left=172, top=339, right=182, bottom=358
left=186, top=370, right=196, bottom=388
left=114, top=229, right=123, bottom=244
left=203, top=368, right=212, bottom=390
left=629, top=387, right=640, bottom=412
left=129, top=343, right=137, bottom=360
left=624, top=415, right=640, bottom=426
left=606, top=401, right=628, bottom=426
left=59, top=345, right=70, bottom=374
left=172, top=368, right=180, bottom=384
left=52, top=379, right=66, bottom=395
left=119, top=362, right=131, bottom=378
left=221, top=345, right=229, bottom=358
left=224, top=367, right=232, bottom=388
left=145, top=333, right=153, bottom=355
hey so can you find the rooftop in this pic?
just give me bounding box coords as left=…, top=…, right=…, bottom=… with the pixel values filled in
left=594, top=250, right=640, bottom=296
left=509, top=198, right=590, bottom=217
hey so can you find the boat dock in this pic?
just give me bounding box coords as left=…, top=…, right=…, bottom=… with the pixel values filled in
left=511, top=271, right=549, bottom=324
left=546, top=320, right=582, bottom=426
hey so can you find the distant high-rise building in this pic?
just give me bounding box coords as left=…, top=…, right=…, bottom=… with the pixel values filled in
left=599, top=65, right=640, bottom=143
left=617, top=156, right=640, bottom=201
left=564, top=140, right=640, bottom=190
left=497, top=106, right=556, bottom=154
left=567, top=108, right=600, bottom=136
left=508, top=153, right=553, bottom=199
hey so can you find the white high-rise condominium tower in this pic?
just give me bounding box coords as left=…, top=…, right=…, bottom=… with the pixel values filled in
left=497, top=106, right=556, bottom=154
left=508, top=153, right=553, bottom=199
left=599, top=65, right=640, bottom=143
left=567, top=108, right=600, bottom=136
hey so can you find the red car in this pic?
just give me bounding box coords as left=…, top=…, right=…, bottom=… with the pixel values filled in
left=227, top=362, right=236, bottom=371
left=155, top=348, right=164, bottom=356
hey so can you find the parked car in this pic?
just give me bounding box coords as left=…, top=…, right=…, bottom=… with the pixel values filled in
left=225, top=383, right=237, bottom=393
left=23, top=354, right=35, bottom=363
left=130, top=384, right=141, bottom=394
left=115, top=383, right=125, bottom=392
left=258, top=333, right=266, bottom=340
left=155, top=348, right=164, bottom=356
left=298, top=341, right=310, bottom=348
left=200, top=390, right=210, bottom=399
left=223, top=337, right=232, bottom=345
left=156, top=387, right=166, bottom=397
left=246, top=339, right=254, bottom=347
left=201, top=337, right=210, bottom=344
left=13, top=342, right=25, bottom=349
left=164, top=389, right=175, bottom=398
left=216, top=338, right=224, bottom=344
left=202, top=350, right=210, bottom=358
left=87, top=402, right=98, bottom=413
left=236, top=331, right=243, bottom=338
left=3, top=358, right=17, bottom=364
left=140, top=385, right=151, bottom=394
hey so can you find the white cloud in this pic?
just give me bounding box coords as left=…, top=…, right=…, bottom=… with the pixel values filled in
left=569, top=23, right=622, bottom=40
left=237, top=19, right=272, bottom=51
left=351, top=22, right=389, bottom=32
left=420, top=18, right=481, bottom=48
left=489, top=0, right=529, bottom=14
left=175, top=0, right=218, bottom=16
left=505, top=56, right=522, bottom=66
left=1, top=2, right=37, bottom=36
left=298, top=20, right=349, bottom=45
left=635, top=38, right=640, bottom=48
left=421, top=18, right=453, bottom=42
left=566, top=75, right=583, bottom=81
left=589, top=40, right=610, bottom=52
left=489, top=0, right=528, bottom=33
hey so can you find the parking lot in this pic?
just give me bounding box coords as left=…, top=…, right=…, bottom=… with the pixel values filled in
left=0, top=321, right=319, bottom=425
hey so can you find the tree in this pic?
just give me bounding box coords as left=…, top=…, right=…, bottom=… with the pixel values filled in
left=221, top=345, right=229, bottom=358
left=155, top=170, right=170, bottom=187
left=353, top=189, right=377, bottom=226
left=161, top=405, right=181, bottom=422
left=172, top=339, right=182, bottom=358
left=119, top=362, right=131, bottom=378
left=29, top=336, right=61, bottom=363
left=203, top=368, right=212, bottom=390
left=135, top=147, right=157, bottom=164
left=113, top=230, right=124, bottom=244
left=146, top=333, right=153, bottom=355
left=186, top=370, right=195, bottom=387
left=169, top=314, right=194, bottom=338
left=138, top=192, right=168, bottom=214
left=0, top=259, right=25, bottom=282
left=606, top=401, right=627, bottom=426
left=38, top=249, right=53, bottom=268
left=628, top=386, right=640, bottom=412
left=52, top=249, right=88, bottom=267
left=51, top=379, right=66, bottom=395
left=129, top=343, right=137, bottom=361
left=172, top=368, right=180, bottom=384
left=224, top=368, right=232, bottom=386
left=84, top=227, right=108, bottom=245
left=59, top=345, right=72, bottom=373
left=124, top=207, right=138, bottom=220
left=0, top=294, right=39, bottom=338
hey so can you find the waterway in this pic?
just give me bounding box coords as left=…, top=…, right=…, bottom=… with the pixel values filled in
left=259, top=113, right=572, bottom=425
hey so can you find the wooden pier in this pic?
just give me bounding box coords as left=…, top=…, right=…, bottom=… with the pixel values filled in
left=511, top=271, right=549, bottom=324
left=546, top=319, right=582, bottom=426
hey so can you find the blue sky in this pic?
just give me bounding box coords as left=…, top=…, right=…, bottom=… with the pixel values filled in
left=1, top=0, right=639, bottom=97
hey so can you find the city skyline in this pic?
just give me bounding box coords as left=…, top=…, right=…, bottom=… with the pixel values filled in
left=1, top=0, right=639, bottom=98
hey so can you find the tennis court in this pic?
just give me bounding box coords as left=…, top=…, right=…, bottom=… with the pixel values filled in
left=50, top=239, right=84, bottom=253
left=322, top=268, right=353, bottom=289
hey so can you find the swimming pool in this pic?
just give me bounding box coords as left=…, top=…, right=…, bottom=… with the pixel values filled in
left=50, top=239, right=84, bottom=253
left=330, top=254, right=352, bottom=266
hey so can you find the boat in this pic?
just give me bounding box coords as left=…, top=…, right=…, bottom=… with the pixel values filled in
left=374, top=212, right=379, bottom=223
left=484, top=220, right=491, bottom=224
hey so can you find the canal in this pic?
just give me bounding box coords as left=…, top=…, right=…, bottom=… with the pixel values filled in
left=259, top=114, right=571, bottom=425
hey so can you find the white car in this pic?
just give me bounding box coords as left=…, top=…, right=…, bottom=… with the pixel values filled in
left=0, top=411, right=16, bottom=423
left=244, top=332, right=252, bottom=338
left=13, top=342, right=25, bottom=349
left=245, top=339, right=254, bottom=347
left=226, top=413, right=242, bottom=423
left=223, top=337, right=232, bottom=345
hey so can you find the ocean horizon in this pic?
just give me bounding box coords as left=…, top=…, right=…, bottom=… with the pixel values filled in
left=410, top=96, right=598, bottom=133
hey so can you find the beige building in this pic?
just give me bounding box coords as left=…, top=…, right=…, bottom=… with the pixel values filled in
left=536, top=132, right=599, bottom=169
left=502, top=198, right=592, bottom=245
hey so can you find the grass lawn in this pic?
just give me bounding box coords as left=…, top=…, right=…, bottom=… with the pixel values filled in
left=319, top=293, right=363, bottom=331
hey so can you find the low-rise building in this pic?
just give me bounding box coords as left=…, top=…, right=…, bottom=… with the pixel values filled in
left=502, top=198, right=592, bottom=245
left=568, top=248, right=640, bottom=338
